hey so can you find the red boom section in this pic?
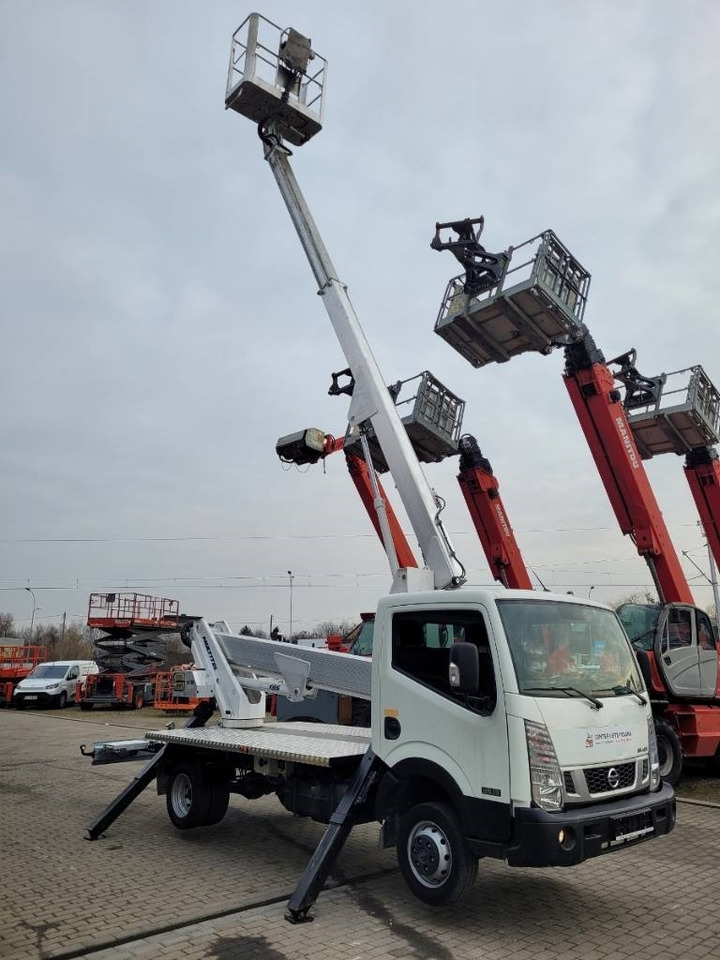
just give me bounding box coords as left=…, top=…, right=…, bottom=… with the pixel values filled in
left=563, top=362, right=694, bottom=605
left=685, top=453, right=720, bottom=573
left=456, top=436, right=532, bottom=589
left=344, top=452, right=418, bottom=569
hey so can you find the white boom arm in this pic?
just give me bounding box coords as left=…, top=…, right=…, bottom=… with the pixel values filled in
left=187, top=619, right=372, bottom=727
left=259, top=125, right=464, bottom=591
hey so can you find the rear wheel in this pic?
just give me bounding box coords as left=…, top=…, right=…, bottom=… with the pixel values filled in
left=166, top=763, right=214, bottom=830
left=397, top=801, right=478, bottom=906
left=205, top=781, right=231, bottom=826
left=655, top=717, right=683, bottom=785
left=80, top=702, right=94, bottom=711
left=133, top=690, right=145, bottom=709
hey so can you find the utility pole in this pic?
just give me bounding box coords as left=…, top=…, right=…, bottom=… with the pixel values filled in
left=25, top=587, right=37, bottom=638
left=288, top=571, right=294, bottom=641
left=61, top=612, right=67, bottom=644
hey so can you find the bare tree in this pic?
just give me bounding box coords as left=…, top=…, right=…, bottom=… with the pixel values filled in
left=313, top=619, right=357, bottom=639
left=610, top=591, right=657, bottom=610
left=0, top=613, right=18, bottom=638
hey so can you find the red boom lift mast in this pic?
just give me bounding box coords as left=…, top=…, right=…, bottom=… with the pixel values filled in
left=610, top=354, right=720, bottom=587
left=432, top=216, right=720, bottom=783
left=455, top=434, right=533, bottom=589
left=562, top=333, right=694, bottom=605
left=278, top=425, right=534, bottom=590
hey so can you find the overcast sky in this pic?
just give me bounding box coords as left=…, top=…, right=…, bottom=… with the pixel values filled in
left=1, top=1, right=719, bottom=636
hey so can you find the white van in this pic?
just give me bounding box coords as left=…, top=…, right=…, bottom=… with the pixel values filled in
left=13, top=660, right=99, bottom=709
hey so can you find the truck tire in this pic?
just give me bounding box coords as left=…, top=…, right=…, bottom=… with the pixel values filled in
left=205, top=781, right=231, bottom=826
left=80, top=702, right=94, bottom=711
left=397, top=801, right=478, bottom=906
left=56, top=692, right=68, bottom=709
left=166, top=763, right=214, bottom=830
left=133, top=690, right=145, bottom=709
left=654, top=717, right=683, bottom=786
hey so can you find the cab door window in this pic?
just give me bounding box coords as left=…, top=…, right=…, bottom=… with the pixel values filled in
left=666, top=608, right=692, bottom=649
left=697, top=612, right=716, bottom=651
left=391, top=611, right=496, bottom=714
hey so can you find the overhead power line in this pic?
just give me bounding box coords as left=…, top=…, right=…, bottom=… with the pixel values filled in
left=0, top=522, right=701, bottom=545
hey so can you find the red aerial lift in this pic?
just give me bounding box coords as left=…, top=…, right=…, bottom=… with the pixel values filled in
left=609, top=354, right=720, bottom=593
left=432, top=217, right=720, bottom=783
left=278, top=371, right=533, bottom=590
left=0, top=643, right=48, bottom=707
left=80, top=593, right=181, bottom=709
left=277, top=427, right=419, bottom=570
left=455, top=434, right=533, bottom=590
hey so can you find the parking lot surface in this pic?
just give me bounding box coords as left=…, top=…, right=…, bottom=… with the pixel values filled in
left=2, top=708, right=720, bottom=960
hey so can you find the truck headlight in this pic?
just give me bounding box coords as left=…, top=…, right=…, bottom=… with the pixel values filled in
left=47, top=683, right=59, bottom=690
left=525, top=720, right=563, bottom=811
left=648, top=718, right=660, bottom=790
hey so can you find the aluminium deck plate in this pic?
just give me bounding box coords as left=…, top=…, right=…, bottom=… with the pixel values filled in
left=145, top=721, right=371, bottom=767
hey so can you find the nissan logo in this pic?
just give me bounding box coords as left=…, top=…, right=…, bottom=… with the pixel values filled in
left=607, top=767, right=620, bottom=789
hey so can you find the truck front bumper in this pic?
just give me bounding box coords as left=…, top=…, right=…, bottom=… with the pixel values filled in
left=471, top=783, right=675, bottom=867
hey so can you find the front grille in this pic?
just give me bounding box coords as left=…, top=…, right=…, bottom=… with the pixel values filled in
left=584, top=762, right=636, bottom=794
left=564, top=771, right=577, bottom=794
left=642, top=758, right=649, bottom=780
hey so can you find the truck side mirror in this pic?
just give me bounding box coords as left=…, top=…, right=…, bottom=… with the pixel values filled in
left=449, top=642, right=479, bottom=694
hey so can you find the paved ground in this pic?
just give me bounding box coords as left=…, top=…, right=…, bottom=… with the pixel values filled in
left=2, top=707, right=720, bottom=960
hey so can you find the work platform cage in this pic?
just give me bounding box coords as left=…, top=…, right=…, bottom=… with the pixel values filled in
left=435, top=230, right=591, bottom=367
left=344, top=372, right=465, bottom=473
left=623, top=365, right=720, bottom=459
left=225, top=13, right=327, bottom=146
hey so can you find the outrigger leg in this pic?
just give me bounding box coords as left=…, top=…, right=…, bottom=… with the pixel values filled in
left=84, top=700, right=214, bottom=840
left=85, top=746, right=167, bottom=840
left=285, top=748, right=384, bottom=923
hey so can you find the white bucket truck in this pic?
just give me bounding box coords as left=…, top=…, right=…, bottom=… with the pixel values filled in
left=84, top=15, right=674, bottom=922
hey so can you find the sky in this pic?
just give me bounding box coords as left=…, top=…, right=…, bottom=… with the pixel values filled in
left=1, top=0, right=719, bottom=637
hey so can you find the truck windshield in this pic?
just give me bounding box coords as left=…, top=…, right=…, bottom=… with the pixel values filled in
left=616, top=603, right=662, bottom=650
left=348, top=620, right=374, bottom=657
left=497, top=599, right=644, bottom=698
left=27, top=664, right=67, bottom=680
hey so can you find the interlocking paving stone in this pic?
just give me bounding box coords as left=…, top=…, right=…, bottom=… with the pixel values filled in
left=2, top=708, right=719, bottom=960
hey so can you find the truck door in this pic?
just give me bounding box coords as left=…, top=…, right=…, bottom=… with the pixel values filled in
left=655, top=606, right=701, bottom=697
left=695, top=609, right=718, bottom=698
left=376, top=606, right=511, bottom=838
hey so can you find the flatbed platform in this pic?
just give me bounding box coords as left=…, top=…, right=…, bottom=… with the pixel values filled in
left=145, top=721, right=371, bottom=767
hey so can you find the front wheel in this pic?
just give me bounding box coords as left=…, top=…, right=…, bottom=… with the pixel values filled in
left=56, top=691, right=68, bottom=709
left=397, top=801, right=478, bottom=906
left=654, top=717, right=683, bottom=785
left=166, top=763, right=214, bottom=830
